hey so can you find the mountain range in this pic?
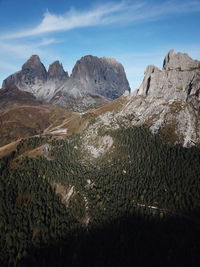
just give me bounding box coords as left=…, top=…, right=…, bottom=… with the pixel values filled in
left=0, top=49, right=200, bottom=267
left=2, top=54, right=130, bottom=111
left=1, top=49, right=199, bottom=149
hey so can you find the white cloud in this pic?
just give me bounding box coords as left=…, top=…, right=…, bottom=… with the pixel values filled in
left=0, top=1, right=200, bottom=88
left=0, top=2, right=129, bottom=39
left=0, top=37, right=59, bottom=60
left=1, top=1, right=200, bottom=40
left=39, top=37, right=58, bottom=46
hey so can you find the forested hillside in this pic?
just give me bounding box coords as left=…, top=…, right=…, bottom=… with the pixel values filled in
left=1, top=126, right=200, bottom=266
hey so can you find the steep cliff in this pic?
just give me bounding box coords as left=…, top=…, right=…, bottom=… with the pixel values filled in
left=2, top=55, right=130, bottom=110
left=81, top=50, right=200, bottom=156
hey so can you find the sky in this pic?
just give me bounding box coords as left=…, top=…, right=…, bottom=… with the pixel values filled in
left=0, top=0, right=200, bottom=91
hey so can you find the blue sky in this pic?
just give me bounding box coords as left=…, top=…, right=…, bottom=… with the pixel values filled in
left=0, top=0, right=200, bottom=91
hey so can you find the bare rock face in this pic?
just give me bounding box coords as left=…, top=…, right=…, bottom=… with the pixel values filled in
left=137, top=50, right=200, bottom=105
left=3, top=55, right=47, bottom=87
left=51, top=55, right=131, bottom=111
left=47, top=61, right=69, bottom=81
left=82, top=50, right=200, bottom=152
left=43, top=61, right=69, bottom=102
left=2, top=56, right=70, bottom=102
left=21, top=55, right=47, bottom=82
left=137, top=65, right=161, bottom=97
left=2, top=55, right=130, bottom=110
left=70, top=55, right=130, bottom=99
left=124, top=50, right=200, bottom=146
left=163, top=50, right=200, bottom=71
left=2, top=55, right=47, bottom=100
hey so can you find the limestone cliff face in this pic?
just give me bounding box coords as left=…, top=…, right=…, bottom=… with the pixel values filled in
left=163, top=50, right=200, bottom=71
left=2, top=55, right=130, bottom=110
left=2, top=55, right=47, bottom=99
left=47, top=61, right=69, bottom=81
left=122, top=50, right=200, bottom=146
left=137, top=50, right=200, bottom=106
left=43, top=61, right=69, bottom=102
left=21, top=55, right=47, bottom=82
left=2, top=56, right=69, bottom=102
left=70, top=55, right=130, bottom=99
left=51, top=55, right=130, bottom=111
left=82, top=51, right=200, bottom=155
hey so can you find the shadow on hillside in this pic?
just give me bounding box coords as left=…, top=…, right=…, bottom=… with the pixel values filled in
left=21, top=210, right=200, bottom=267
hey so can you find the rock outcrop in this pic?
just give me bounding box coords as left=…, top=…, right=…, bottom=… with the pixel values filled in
left=70, top=55, right=130, bottom=99
left=163, top=50, right=200, bottom=71
left=137, top=50, right=200, bottom=105
left=44, top=61, right=69, bottom=102
left=51, top=55, right=130, bottom=111
left=47, top=61, right=68, bottom=81
left=2, top=55, right=47, bottom=99
left=2, top=56, right=69, bottom=102
left=123, top=50, right=200, bottom=146
left=82, top=50, right=200, bottom=154
left=2, top=55, right=130, bottom=110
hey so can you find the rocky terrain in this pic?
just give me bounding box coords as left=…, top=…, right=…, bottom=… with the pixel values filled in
left=1, top=50, right=200, bottom=267
left=0, top=50, right=199, bottom=151
left=2, top=55, right=130, bottom=111
left=2, top=55, right=68, bottom=102
left=80, top=50, right=200, bottom=158
left=123, top=50, right=200, bottom=145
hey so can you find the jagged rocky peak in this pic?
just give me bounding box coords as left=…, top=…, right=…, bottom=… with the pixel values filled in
left=21, top=54, right=47, bottom=82
left=2, top=55, right=69, bottom=101
left=82, top=50, right=200, bottom=150
left=137, top=65, right=161, bottom=96
left=2, top=53, right=130, bottom=110
left=163, top=50, right=200, bottom=71
left=47, top=61, right=69, bottom=81
left=137, top=50, right=200, bottom=101
left=71, top=55, right=130, bottom=99
left=24, top=55, right=42, bottom=65
left=2, top=55, right=47, bottom=90
left=144, top=65, right=161, bottom=76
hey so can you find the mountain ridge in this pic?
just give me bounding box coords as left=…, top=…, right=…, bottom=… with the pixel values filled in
left=78, top=50, right=200, bottom=157
left=2, top=54, right=130, bottom=111
left=1, top=49, right=200, bottom=267
left=0, top=49, right=199, bottom=150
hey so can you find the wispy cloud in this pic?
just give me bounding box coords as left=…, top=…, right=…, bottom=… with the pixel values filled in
left=0, top=1, right=200, bottom=87
left=1, top=0, right=200, bottom=40
left=0, top=38, right=58, bottom=59
left=38, top=37, right=58, bottom=46
left=0, top=1, right=130, bottom=40
left=0, top=38, right=61, bottom=83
